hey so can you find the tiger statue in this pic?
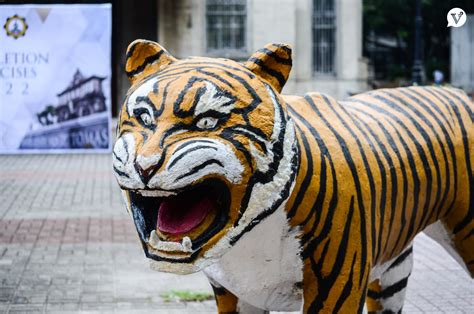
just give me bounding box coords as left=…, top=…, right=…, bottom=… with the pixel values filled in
left=113, top=40, right=474, bottom=313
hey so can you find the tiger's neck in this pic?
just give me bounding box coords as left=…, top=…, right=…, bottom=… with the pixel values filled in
left=283, top=118, right=324, bottom=229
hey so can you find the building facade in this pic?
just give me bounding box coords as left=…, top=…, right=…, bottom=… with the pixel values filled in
left=158, top=0, right=368, bottom=98
left=20, top=70, right=109, bottom=150
left=55, top=70, right=106, bottom=123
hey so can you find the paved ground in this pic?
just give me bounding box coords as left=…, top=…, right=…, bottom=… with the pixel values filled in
left=0, top=154, right=472, bottom=313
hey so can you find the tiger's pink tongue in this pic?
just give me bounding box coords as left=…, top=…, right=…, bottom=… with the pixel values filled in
left=157, top=194, right=214, bottom=235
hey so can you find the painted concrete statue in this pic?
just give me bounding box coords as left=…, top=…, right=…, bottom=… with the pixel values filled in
left=113, top=40, right=474, bottom=313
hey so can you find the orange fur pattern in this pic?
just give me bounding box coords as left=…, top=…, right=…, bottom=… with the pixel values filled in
left=113, top=40, right=474, bottom=313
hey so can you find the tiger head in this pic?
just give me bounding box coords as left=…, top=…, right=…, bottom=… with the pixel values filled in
left=113, top=40, right=298, bottom=274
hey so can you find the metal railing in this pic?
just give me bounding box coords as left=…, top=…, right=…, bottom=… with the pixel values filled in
left=206, top=0, right=247, bottom=56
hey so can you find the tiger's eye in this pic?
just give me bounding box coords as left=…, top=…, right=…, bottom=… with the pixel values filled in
left=196, top=117, right=218, bottom=130
left=140, top=112, right=152, bottom=126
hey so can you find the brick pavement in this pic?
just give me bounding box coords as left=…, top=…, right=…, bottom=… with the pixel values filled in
left=0, top=154, right=473, bottom=313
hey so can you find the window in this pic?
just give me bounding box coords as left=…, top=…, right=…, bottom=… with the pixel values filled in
left=206, top=0, right=247, bottom=56
left=313, top=0, right=336, bottom=75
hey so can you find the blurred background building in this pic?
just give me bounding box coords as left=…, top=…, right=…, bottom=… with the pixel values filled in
left=363, top=0, right=474, bottom=91
left=0, top=1, right=473, bottom=312
left=6, top=0, right=471, bottom=115
left=115, top=0, right=473, bottom=117
left=157, top=0, right=368, bottom=100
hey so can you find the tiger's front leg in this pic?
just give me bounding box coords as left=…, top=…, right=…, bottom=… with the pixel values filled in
left=365, top=244, right=414, bottom=313
left=209, top=280, right=268, bottom=314
left=302, top=255, right=370, bottom=314
left=299, top=198, right=372, bottom=313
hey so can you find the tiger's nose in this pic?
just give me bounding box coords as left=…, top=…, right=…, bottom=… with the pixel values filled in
left=135, top=153, right=162, bottom=182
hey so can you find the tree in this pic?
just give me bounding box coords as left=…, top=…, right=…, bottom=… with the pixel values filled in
left=364, top=0, right=474, bottom=82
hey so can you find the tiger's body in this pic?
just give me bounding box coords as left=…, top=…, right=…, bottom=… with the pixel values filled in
left=284, top=87, right=474, bottom=312
left=205, top=87, right=474, bottom=313
left=113, top=40, right=473, bottom=313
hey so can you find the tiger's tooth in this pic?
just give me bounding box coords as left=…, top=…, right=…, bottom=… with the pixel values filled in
left=156, top=241, right=184, bottom=252
left=149, top=230, right=160, bottom=247
left=148, top=231, right=193, bottom=253
left=138, top=190, right=176, bottom=197
left=182, top=237, right=192, bottom=252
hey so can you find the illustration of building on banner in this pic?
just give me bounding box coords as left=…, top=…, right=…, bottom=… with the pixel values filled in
left=20, top=70, right=109, bottom=150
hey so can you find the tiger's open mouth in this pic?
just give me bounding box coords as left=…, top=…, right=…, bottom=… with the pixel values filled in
left=128, top=179, right=230, bottom=261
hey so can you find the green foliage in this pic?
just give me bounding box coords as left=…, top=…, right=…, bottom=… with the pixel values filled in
left=161, top=290, right=214, bottom=303
left=387, top=64, right=409, bottom=81
left=364, top=0, right=474, bottom=81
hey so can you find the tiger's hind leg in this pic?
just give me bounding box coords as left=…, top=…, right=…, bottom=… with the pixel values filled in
left=366, top=244, right=413, bottom=314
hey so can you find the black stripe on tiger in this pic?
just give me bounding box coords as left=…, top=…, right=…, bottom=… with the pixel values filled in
left=175, top=159, right=224, bottom=181
left=305, top=94, right=370, bottom=285
left=381, top=90, right=450, bottom=230
left=243, top=43, right=292, bottom=92
left=125, top=40, right=176, bottom=84
left=345, top=103, right=410, bottom=256
left=126, top=50, right=164, bottom=78
left=307, top=197, right=356, bottom=313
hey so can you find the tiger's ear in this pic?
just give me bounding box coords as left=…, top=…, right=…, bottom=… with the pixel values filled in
left=243, top=43, right=292, bottom=93
left=125, top=40, right=176, bottom=84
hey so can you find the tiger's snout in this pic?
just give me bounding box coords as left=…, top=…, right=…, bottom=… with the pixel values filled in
left=134, top=153, right=163, bottom=184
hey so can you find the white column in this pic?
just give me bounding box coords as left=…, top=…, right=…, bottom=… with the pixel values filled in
left=451, top=17, right=474, bottom=91
left=336, top=0, right=362, bottom=80
left=248, top=0, right=296, bottom=52
left=293, top=0, right=313, bottom=82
